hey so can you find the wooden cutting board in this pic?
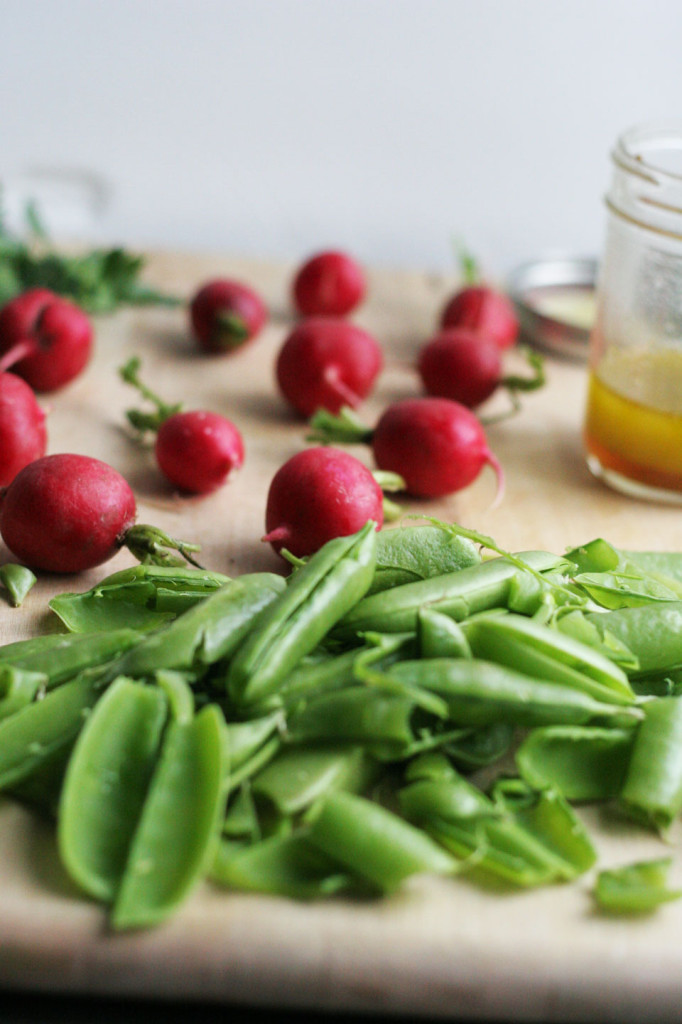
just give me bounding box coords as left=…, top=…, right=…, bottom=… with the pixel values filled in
left=3, top=250, right=682, bottom=1022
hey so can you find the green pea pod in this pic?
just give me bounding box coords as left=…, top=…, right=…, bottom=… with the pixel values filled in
left=384, top=659, right=643, bottom=729
left=516, top=725, right=635, bottom=802
left=585, top=603, right=682, bottom=678
left=594, top=857, right=682, bottom=914
left=154, top=670, right=195, bottom=724
left=0, top=665, right=46, bottom=720
left=225, top=735, right=281, bottom=795
left=624, top=550, right=682, bottom=586
left=0, top=674, right=101, bottom=790
left=211, top=832, right=355, bottom=900
left=108, top=573, right=286, bottom=681
left=58, top=677, right=169, bottom=903
left=112, top=703, right=226, bottom=930
left=444, top=721, right=514, bottom=771
left=306, top=790, right=456, bottom=892
left=287, top=686, right=418, bottom=761
left=334, top=550, right=566, bottom=640
left=366, top=525, right=480, bottom=596
left=227, top=522, right=377, bottom=708
left=620, top=697, right=682, bottom=832
left=50, top=564, right=231, bottom=633
left=0, top=629, right=142, bottom=690
left=224, top=712, right=283, bottom=774
left=418, top=607, right=472, bottom=660
left=555, top=610, right=639, bottom=673
left=251, top=744, right=375, bottom=817
left=0, top=563, right=36, bottom=607
left=462, top=613, right=636, bottom=705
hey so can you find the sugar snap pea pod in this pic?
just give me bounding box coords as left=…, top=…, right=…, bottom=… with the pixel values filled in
left=555, top=610, right=639, bottom=673
left=444, top=721, right=514, bottom=771
left=384, top=659, right=643, bottom=729
left=222, top=784, right=260, bottom=840
left=286, top=686, right=419, bottom=761
left=58, top=678, right=169, bottom=903
left=227, top=522, right=378, bottom=708
left=225, top=735, right=281, bottom=796
left=0, top=673, right=101, bottom=790
left=154, top=670, right=194, bottom=724
left=224, top=712, right=283, bottom=773
left=418, top=607, right=471, bottom=660
left=623, top=550, right=682, bottom=586
left=0, top=563, right=36, bottom=607
left=0, top=629, right=142, bottom=691
left=593, top=857, right=682, bottom=914
left=366, top=525, right=480, bottom=596
left=0, top=665, right=46, bottom=720
left=619, top=697, right=682, bottom=832
left=50, top=564, right=231, bottom=633
left=306, top=790, right=456, bottom=892
left=585, top=603, right=682, bottom=678
left=462, top=614, right=636, bottom=705
left=107, top=573, right=286, bottom=681
left=112, top=703, right=226, bottom=930
left=516, top=725, right=635, bottom=802
left=251, top=744, right=375, bottom=817
left=211, top=832, right=355, bottom=899
left=334, top=550, right=566, bottom=640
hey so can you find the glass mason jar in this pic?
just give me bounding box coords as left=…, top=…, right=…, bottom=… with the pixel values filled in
left=583, top=122, right=682, bottom=502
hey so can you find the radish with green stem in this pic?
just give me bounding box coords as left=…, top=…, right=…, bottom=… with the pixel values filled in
left=275, top=317, right=383, bottom=418
left=439, top=249, right=519, bottom=351
left=189, top=279, right=267, bottom=355
left=0, top=454, right=202, bottom=573
left=119, top=357, right=244, bottom=495
left=308, top=399, right=504, bottom=502
left=0, top=288, right=93, bottom=391
left=0, top=371, right=47, bottom=486
left=417, top=327, right=545, bottom=412
left=262, top=447, right=402, bottom=558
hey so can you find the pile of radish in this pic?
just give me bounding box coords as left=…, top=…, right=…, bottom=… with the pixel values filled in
left=0, top=242, right=541, bottom=578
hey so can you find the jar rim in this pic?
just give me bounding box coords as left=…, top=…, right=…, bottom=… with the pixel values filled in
left=612, top=121, right=682, bottom=186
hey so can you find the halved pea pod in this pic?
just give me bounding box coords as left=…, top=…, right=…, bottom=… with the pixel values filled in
left=58, top=677, right=169, bottom=903
left=0, top=629, right=141, bottom=690
left=619, top=696, right=682, bottom=832
left=111, top=703, right=226, bottom=930
left=516, top=725, right=635, bottom=802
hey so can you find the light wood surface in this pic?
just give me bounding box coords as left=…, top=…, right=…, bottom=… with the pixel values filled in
left=3, top=250, right=682, bottom=1022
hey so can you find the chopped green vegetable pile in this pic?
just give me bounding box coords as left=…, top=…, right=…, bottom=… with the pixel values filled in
left=3, top=519, right=682, bottom=929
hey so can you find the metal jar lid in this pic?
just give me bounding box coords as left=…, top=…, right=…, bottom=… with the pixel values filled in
left=507, top=255, right=598, bottom=361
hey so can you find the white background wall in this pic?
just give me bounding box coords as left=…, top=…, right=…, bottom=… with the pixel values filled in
left=2, top=0, right=681, bottom=278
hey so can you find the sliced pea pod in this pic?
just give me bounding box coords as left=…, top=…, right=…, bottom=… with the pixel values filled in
left=462, top=613, right=636, bottom=705
left=418, top=607, right=472, bottom=660
left=516, top=725, right=635, bottom=802
left=334, top=550, right=567, bottom=640
left=227, top=522, right=377, bottom=708
left=0, top=629, right=142, bottom=690
left=0, top=563, right=37, bottom=607
left=585, top=603, right=682, bottom=678
left=251, top=743, right=376, bottom=817
left=211, top=831, right=355, bottom=900
left=58, top=677, right=169, bottom=903
left=112, top=703, right=226, bottom=930
left=594, top=857, right=682, bottom=914
left=306, top=790, right=456, bottom=893
left=107, top=573, right=286, bottom=681
left=50, top=564, right=231, bottom=633
left=0, top=665, right=46, bottom=720
left=619, top=696, right=682, bottom=832
left=0, top=673, right=101, bottom=790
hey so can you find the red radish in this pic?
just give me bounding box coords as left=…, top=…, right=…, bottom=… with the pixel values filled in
left=263, top=447, right=383, bottom=558
left=308, top=398, right=504, bottom=501
left=0, top=288, right=93, bottom=392
left=0, top=454, right=137, bottom=573
left=292, top=250, right=366, bottom=317
left=276, top=317, right=383, bottom=418
left=120, top=357, right=244, bottom=494
left=419, top=328, right=502, bottom=408
left=0, top=372, right=48, bottom=486
left=0, top=453, right=202, bottom=574
left=189, top=278, right=267, bottom=354
left=440, top=285, right=519, bottom=350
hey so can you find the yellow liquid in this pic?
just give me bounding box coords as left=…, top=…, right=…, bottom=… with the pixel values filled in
left=584, top=347, right=682, bottom=494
